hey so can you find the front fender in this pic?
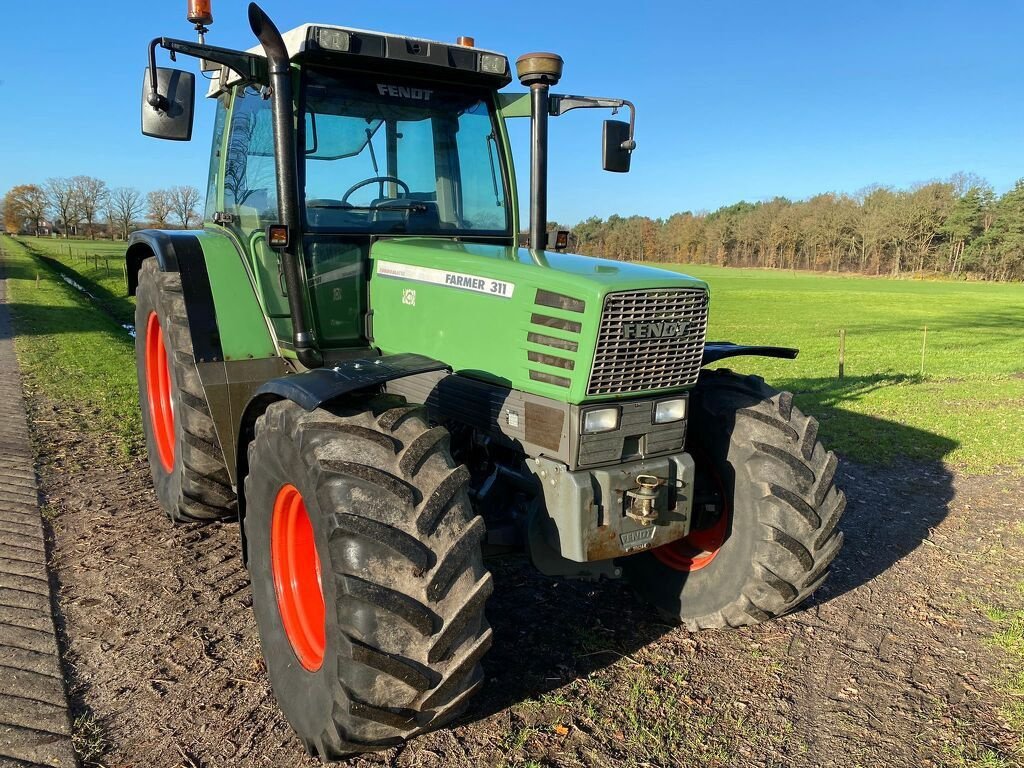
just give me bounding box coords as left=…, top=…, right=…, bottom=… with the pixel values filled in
left=701, top=342, right=799, bottom=366
left=233, top=353, right=450, bottom=563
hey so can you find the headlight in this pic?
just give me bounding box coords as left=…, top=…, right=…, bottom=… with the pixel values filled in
left=582, top=407, right=620, bottom=434
left=654, top=398, right=687, bottom=424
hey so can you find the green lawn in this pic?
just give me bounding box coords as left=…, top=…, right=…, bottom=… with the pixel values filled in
left=2, top=237, right=1022, bottom=473
left=664, top=264, right=1024, bottom=474
left=0, top=237, right=141, bottom=453
left=18, top=236, right=135, bottom=327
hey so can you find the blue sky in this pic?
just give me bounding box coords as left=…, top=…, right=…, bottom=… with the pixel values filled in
left=2, top=1, right=1023, bottom=224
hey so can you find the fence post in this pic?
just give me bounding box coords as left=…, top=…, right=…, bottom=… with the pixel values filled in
left=838, top=329, right=846, bottom=380
left=920, top=326, right=928, bottom=376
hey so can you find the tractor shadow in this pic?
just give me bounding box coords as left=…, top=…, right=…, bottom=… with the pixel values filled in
left=467, top=376, right=958, bottom=722
left=0, top=303, right=135, bottom=342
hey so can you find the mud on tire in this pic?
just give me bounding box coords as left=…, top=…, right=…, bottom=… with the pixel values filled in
left=623, top=369, right=846, bottom=630
left=134, top=257, right=236, bottom=522
left=243, top=397, right=492, bottom=759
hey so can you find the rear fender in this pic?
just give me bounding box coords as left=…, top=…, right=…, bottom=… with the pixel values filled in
left=125, top=230, right=190, bottom=295
left=127, top=228, right=278, bottom=365
left=125, top=229, right=225, bottom=364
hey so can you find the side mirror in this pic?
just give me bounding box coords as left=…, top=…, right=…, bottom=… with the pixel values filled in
left=141, top=67, right=196, bottom=141
left=602, top=119, right=633, bottom=173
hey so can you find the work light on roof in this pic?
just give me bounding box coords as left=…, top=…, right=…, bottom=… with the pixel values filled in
left=313, top=27, right=351, bottom=52
left=479, top=53, right=507, bottom=75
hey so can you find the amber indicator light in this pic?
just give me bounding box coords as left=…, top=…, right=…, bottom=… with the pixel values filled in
left=267, top=225, right=290, bottom=249
left=187, top=0, right=214, bottom=26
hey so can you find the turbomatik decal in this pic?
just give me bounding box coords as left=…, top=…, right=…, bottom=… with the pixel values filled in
left=376, top=261, right=515, bottom=298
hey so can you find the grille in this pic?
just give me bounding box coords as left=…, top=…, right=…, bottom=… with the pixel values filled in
left=588, top=289, right=709, bottom=396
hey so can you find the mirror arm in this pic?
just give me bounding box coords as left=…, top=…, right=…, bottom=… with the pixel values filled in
left=550, top=94, right=637, bottom=150
left=147, top=36, right=268, bottom=112
left=146, top=39, right=169, bottom=112
left=158, top=38, right=267, bottom=82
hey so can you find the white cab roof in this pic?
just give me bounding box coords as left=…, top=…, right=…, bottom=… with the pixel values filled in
left=207, top=23, right=505, bottom=97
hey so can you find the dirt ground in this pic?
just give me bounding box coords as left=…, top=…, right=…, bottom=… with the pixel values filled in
left=26, top=396, right=1024, bottom=768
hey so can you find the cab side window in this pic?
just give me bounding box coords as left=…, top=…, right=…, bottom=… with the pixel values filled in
left=203, top=95, right=228, bottom=224
left=224, top=88, right=278, bottom=229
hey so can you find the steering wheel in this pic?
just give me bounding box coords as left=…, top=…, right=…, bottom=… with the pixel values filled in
left=341, top=176, right=410, bottom=205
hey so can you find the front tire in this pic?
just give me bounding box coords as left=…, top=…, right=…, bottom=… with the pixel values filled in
left=243, top=398, right=492, bottom=759
left=623, top=370, right=846, bottom=630
left=134, top=257, right=235, bottom=522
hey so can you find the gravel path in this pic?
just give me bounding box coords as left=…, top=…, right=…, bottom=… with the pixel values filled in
left=25, top=396, right=1024, bottom=767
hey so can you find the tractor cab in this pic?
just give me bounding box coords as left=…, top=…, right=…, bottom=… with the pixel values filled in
left=142, top=9, right=636, bottom=367
left=203, top=28, right=516, bottom=350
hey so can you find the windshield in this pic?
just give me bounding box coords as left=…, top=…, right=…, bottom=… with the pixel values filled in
left=301, top=69, right=510, bottom=236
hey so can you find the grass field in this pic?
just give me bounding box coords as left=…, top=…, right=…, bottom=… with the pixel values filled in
left=666, top=264, right=1024, bottom=474
left=0, top=236, right=140, bottom=452
left=3, top=235, right=1023, bottom=472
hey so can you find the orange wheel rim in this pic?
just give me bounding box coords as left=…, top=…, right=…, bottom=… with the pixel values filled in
left=145, top=312, right=175, bottom=472
left=652, top=506, right=728, bottom=572
left=271, top=484, right=325, bottom=671
left=652, top=457, right=730, bottom=572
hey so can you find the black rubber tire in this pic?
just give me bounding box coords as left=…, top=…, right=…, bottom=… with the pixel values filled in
left=622, top=369, right=846, bottom=630
left=134, top=257, right=236, bottom=522
left=243, top=397, right=492, bottom=759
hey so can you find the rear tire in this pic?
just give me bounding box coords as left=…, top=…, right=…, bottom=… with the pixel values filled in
left=622, top=369, right=846, bottom=630
left=243, top=397, right=492, bottom=759
left=134, top=257, right=236, bottom=522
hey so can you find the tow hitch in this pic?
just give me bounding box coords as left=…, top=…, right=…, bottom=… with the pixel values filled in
left=625, top=474, right=662, bottom=526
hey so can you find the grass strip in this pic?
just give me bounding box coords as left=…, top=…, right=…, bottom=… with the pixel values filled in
left=0, top=236, right=141, bottom=455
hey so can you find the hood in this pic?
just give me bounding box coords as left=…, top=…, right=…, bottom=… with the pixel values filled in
left=370, top=238, right=708, bottom=304
left=367, top=238, right=710, bottom=404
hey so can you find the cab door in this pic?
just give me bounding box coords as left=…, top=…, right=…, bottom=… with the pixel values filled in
left=222, top=86, right=292, bottom=342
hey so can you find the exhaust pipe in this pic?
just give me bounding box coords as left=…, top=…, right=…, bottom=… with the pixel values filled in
left=516, top=53, right=563, bottom=252
left=248, top=3, right=322, bottom=369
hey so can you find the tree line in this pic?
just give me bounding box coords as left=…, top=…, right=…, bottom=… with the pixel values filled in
left=2, top=178, right=203, bottom=240
left=6, top=171, right=1024, bottom=281
left=563, top=173, right=1024, bottom=281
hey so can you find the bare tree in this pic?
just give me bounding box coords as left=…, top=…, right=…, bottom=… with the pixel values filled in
left=170, top=185, right=203, bottom=229
left=110, top=187, right=144, bottom=241
left=72, top=176, right=109, bottom=240
left=46, top=177, right=79, bottom=238
left=147, top=189, right=174, bottom=228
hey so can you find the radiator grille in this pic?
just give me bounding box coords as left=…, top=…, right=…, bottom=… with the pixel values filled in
left=588, top=289, right=709, bottom=396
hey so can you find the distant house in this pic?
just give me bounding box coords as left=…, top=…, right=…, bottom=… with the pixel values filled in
left=15, top=220, right=54, bottom=236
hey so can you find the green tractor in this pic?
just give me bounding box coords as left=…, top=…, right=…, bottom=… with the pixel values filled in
left=131, top=0, right=845, bottom=758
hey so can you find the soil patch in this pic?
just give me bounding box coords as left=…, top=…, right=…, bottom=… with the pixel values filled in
left=28, top=397, right=1024, bottom=767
